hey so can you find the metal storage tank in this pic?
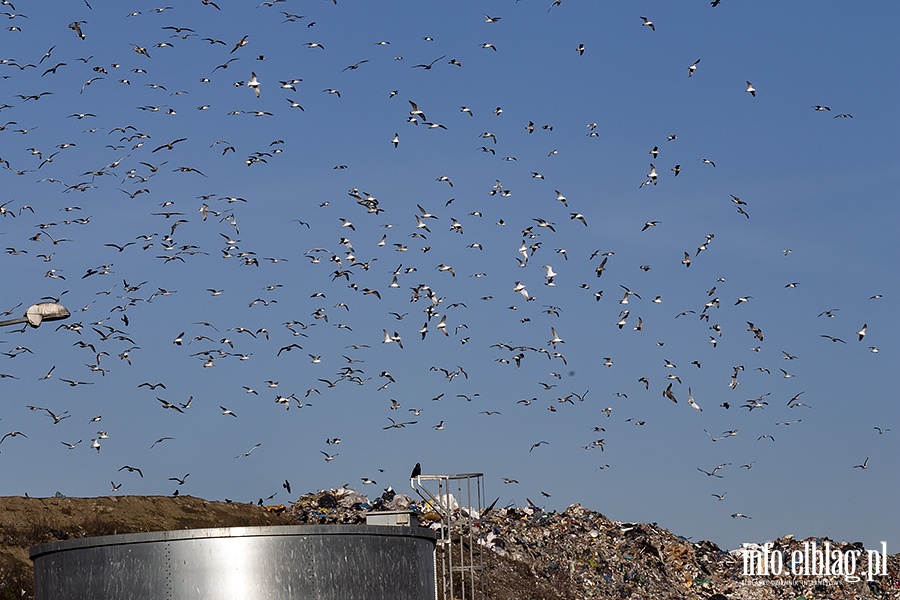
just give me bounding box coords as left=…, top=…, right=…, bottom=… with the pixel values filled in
left=30, top=525, right=436, bottom=600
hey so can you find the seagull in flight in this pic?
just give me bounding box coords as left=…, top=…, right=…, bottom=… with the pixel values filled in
left=687, top=388, right=702, bottom=412
left=236, top=443, right=261, bottom=458
left=342, top=59, right=369, bottom=72
left=412, top=55, right=445, bottom=70
left=0, top=431, right=27, bottom=444
left=118, top=465, right=144, bottom=477
left=247, top=72, right=260, bottom=97
left=529, top=440, right=549, bottom=452
left=688, top=58, right=700, bottom=77
left=697, top=463, right=730, bottom=478
left=152, top=138, right=187, bottom=153
left=231, top=35, right=249, bottom=53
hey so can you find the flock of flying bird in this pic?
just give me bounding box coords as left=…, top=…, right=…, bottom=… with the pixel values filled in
left=0, top=0, right=891, bottom=538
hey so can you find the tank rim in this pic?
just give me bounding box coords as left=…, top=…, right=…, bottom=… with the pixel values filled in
left=29, top=524, right=437, bottom=560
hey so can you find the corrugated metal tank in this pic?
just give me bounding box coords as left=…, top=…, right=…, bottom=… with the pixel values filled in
left=30, top=525, right=436, bottom=600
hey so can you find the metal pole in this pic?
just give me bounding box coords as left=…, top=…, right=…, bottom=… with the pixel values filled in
left=0, top=316, right=28, bottom=327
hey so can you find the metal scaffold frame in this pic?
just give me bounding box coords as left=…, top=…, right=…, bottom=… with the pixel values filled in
left=411, top=472, right=484, bottom=600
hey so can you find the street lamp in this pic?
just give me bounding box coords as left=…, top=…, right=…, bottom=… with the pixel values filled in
left=0, top=302, right=71, bottom=328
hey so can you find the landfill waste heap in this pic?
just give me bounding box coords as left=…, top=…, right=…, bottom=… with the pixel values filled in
left=0, top=488, right=896, bottom=600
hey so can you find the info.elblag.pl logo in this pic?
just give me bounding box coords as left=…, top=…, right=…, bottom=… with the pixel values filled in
left=741, top=540, right=889, bottom=583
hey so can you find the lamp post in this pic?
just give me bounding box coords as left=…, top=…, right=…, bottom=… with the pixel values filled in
left=0, top=302, right=71, bottom=328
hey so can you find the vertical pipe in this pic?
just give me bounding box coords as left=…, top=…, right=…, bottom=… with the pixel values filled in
left=467, top=477, right=474, bottom=600
left=441, top=477, right=450, bottom=600
left=478, top=476, right=484, bottom=598
left=463, top=477, right=470, bottom=600
left=433, top=546, right=438, bottom=600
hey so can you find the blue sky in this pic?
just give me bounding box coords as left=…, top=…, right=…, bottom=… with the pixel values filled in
left=0, top=0, right=896, bottom=551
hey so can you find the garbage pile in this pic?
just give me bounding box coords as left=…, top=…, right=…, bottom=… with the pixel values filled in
left=476, top=502, right=730, bottom=599
left=283, top=487, right=899, bottom=600
left=473, top=502, right=899, bottom=600
left=284, top=485, right=412, bottom=524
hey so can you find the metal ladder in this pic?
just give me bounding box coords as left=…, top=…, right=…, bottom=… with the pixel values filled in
left=411, top=472, right=485, bottom=600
